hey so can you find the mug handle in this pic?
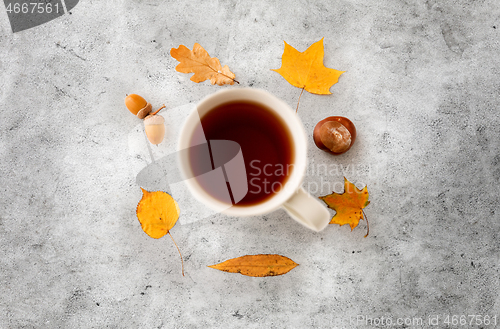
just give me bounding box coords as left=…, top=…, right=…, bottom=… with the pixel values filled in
left=282, top=186, right=331, bottom=232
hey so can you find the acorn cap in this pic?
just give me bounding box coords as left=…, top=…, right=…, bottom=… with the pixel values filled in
left=136, top=102, right=152, bottom=119
left=144, top=114, right=165, bottom=125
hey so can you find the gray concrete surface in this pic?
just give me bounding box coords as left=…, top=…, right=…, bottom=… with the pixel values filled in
left=1, top=0, right=499, bottom=328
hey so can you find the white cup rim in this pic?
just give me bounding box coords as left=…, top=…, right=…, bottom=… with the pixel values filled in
left=177, top=88, right=307, bottom=216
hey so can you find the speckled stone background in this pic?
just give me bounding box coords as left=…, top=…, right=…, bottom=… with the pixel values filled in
left=1, top=0, right=499, bottom=328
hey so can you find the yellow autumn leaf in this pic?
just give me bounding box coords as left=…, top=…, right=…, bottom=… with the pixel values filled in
left=170, top=43, right=237, bottom=86
left=208, top=254, right=299, bottom=277
left=319, top=177, right=370, bottom=236
left=136, top=188, right=180, bottom=239
left=272, top=38, right=344, bottom=95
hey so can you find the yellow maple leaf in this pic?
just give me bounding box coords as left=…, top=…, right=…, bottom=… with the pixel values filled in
left=319, top=177, right=370, bottom=236
left=208, top=254, right=298, bottom=277
left=170, top=43, right=237, bottom=86
left=272, top=38, right=344, bottom=95
left=136, top=188, right=180, bottom=239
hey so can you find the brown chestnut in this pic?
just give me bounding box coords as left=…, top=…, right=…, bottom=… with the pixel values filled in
left=313, top=116, right=356, bottom=155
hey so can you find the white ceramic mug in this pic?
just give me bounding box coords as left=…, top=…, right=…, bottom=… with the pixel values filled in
left=177, top=88, right=330, bottom=232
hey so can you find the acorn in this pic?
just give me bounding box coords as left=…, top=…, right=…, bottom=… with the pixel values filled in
left=125, top=94, right=152, bottom=119
left=144, top=114, right=166, bottom=145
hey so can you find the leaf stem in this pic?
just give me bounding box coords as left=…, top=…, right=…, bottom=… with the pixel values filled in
left=362, top=209, right=369, bottom=238
left=212, top=66, right=239, bottom=84
left=296, top=87, right=305, bottom=113
left=168, top=231, right=184, bottom=276
left=152, top=104, right=166, bottom=116
left=219, top=71, right=239, bottom=84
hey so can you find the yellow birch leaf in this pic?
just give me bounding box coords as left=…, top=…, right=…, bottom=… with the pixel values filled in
left=136, top=188, right=180, bottom=239
left=272, top=38, right=344, bottom=95
left=319, top=177, right=370, bottom=233
left=208, top=254, right=299, bottom=277
left=170, top=43, right=237, bottom=86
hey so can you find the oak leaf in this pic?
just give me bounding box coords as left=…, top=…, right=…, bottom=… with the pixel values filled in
left=208, top=254, right=298, bottom=277
left=272, top=38, right=344, bottom=95
left=170, top=43, right=237, bottom=86
left=319, top=177, right=370, bottom=236
left=136, top=188, right=180, bottom=239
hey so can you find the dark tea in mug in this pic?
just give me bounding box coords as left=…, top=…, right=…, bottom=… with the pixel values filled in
left=189, top=100, right=295, bottom=206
